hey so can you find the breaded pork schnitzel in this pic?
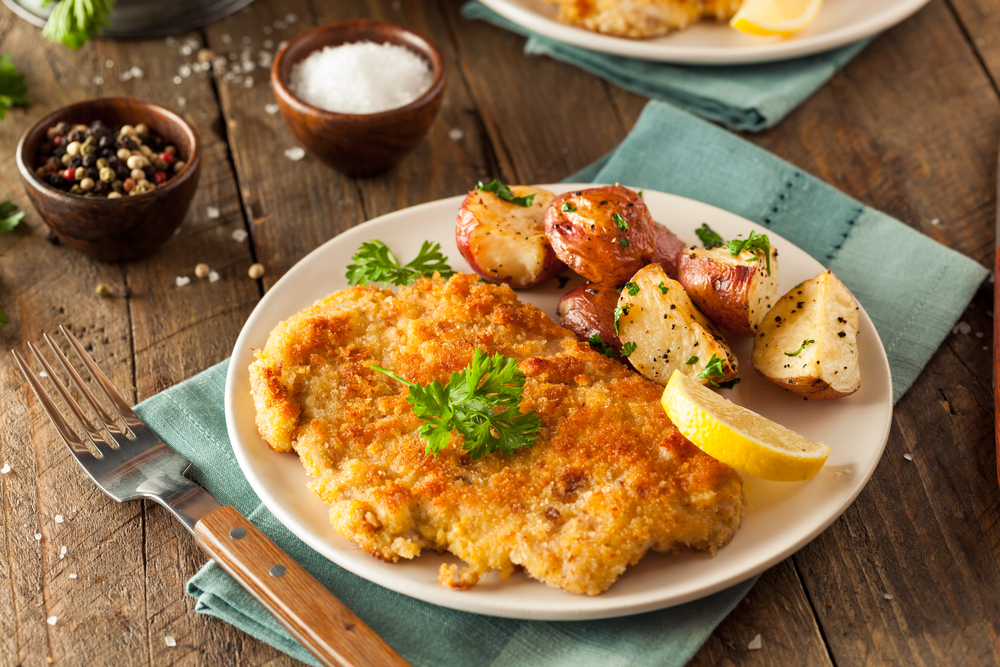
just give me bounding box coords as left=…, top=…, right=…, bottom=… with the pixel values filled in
left=545, top=0, right=743, bottom=39
left=250, top=274, right=744, bottom=595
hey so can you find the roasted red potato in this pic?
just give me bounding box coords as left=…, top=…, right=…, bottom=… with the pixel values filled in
left=557, top=282, right=621, bottom=351
left=455, top=185, right=565, bottom=289
left=544, top=185, right=656, bottom=287
left=649, top=222, right=686, bottom=279
left=676, top=243, right=779, bottom=337
left=752, top=270, right=860, bottom=400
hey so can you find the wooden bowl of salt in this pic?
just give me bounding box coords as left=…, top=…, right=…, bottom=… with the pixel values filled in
left=271, top=20, right=447, bottom=177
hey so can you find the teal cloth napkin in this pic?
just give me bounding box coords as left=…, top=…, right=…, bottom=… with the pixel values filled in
left=133, top=101, right=987, bottom=666
left=461, top=1, right=869, bottom=132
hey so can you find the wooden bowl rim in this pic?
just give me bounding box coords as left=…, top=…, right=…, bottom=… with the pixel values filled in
left=15, top=96, right=202, bottom=206
left=270, top=19, right=447, bottom=122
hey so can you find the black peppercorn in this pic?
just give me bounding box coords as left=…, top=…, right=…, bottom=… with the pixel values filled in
left=146, top=134, right=164, bottom=151
left=93, top=180, right=109, bottom=194
left=53, top=146, right=67, bottom=158
left=90, top=120, right=109, bottom=137
left=142, top=165, right=156, bottom=179
left=52, top=122, right=69, bottom=136
left=67, top=129, right=84, bottom=142
left=68, top=156, right=83, bottom=169
left=115, top=165, right=130, bottom=181
left=48, top=174, right=66, bottom=187
left=98, top=135, right=113, bottom=148
left=82, top=153, right=97, bottom=167
left=86, top=166, right=100, bottom=179
left=107, top=156, right=121, bottom=169
left=115, top=135, right=136, bottom=150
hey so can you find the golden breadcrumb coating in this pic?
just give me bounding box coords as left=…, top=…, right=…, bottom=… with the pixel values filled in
left=547, top=0, right=742, bottom=38
left=250, top=274, right=744, bottom=595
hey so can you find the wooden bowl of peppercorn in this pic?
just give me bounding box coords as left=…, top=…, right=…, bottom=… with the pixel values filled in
left=270, top=20, right=447, bottom=177
left=16, top=97, right=201, bottom=263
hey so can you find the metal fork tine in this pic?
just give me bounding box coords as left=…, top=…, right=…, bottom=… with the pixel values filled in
left=12, top=349, right=97, bottom=459
left=43, top=332, right=126, bottom=439
left=26, top=342, right=117, bottom=453
left=59, top=325, right=143, bottom=432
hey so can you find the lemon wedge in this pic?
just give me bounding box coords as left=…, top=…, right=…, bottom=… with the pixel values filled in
left=661, top=370, right=831, bottom=482
left=730, top=0, right=822, bottom=37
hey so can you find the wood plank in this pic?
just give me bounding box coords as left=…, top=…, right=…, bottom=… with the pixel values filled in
left=947, top=0, right=1000, bottom=89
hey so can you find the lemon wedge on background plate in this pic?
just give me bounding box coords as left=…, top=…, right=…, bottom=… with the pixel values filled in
left=661, top=370, right=832, bottom=481
left=730, top=0, right=823, bottom=37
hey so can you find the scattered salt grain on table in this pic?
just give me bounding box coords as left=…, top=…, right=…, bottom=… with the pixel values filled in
left=54, top=515, right=63, bottom=523
left=176, top=276, right=191, bottom=287
left=60, top=546, right=67, bottom=559
left=265, top=103, right=279, bottom=115
left=93, top=76, right=103, bottom=85
left=207, top=206, right=220, bottom=219
left=178, top=97, right=187, bottom=108
left=930, top=218, right=941, bottom=226
left=232, top=229, right=249, bottom=243
left=105, top=59, right=114, bottom=68
left=47, top=616, right=58, bottom=626
left=448, top=128, right=464, bottom=141
left=34, top=533, right=41, bottom=541
left=69, top=573, right=77, bottom=579
left=39, top=370, right=48, bottom=378
left=0, top=464, right=9, bottom=474
left=747, top=633, right=762, bottom=650
left=208, top=270, right=220, bottom=283
left=289, top=41, right=433, bottom=114
left=164, top=636, right=177, bottom=647
left=904, top=453, right=913, bottom=461
left=284, top=147, right=306, bottom=161
left=884, top=593, right=894, bottom=600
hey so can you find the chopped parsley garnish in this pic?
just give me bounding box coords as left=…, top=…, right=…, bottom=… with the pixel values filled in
left=346, top=239, right=454, bottom=286
left=695, top=224, right=725, bottom=249
left=620, top=341, right=637, bottom=358
left=637, top=190, right=644, bottom=198
left=715, top=378, right=741, bottom=389
left=477, top=179, right=535, bottom=207
left=657, top=282, right=669, bottom=295
left=727, top=230, right=772, bottom=275
left=624, top=281, right=640, bottom=296
left=588, top=333, right=619, bottom=360
left=784, top=339, right=815, bottom=357
left=613, top=305, right=629, bottom=334
left=619, top=237, right=630, bottom=249
left=42, top=0, right=114, bottom=49
left=696, top=353, right=729, bottom=387
left=0, top=201, right=24, bottom=232
left=0, top=54, right=28, bottom=120
left=372, top=348, right=540, bottom=459
left=612, top=212, right=628, bottom=231
left=561, top=201, right=577, bottom=213
left=685, top=356, right=698, bottom=365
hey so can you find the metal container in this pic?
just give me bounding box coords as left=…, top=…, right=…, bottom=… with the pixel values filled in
left=3, top=0, right=256, bottom=38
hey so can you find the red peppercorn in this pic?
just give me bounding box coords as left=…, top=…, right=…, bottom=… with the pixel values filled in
left=63, top=168, right=76, bottom=181
left=153, top=171, right=168, bottom=184
left=158, top=152, right=175, bottom=166
left=123, top=178, right=136, bottom=192
left=53, top=136, right=64, bottom=147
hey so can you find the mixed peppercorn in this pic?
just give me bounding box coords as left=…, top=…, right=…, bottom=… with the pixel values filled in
left=34, top=120, right=186, bottom=198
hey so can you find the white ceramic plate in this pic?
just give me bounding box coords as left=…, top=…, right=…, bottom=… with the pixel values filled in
left=479, top=0, right=931, bottom=64
left=225, top=185, right=892, bottom=620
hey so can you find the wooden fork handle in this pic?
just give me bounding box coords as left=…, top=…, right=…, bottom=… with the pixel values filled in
left=194, top=506, right=411, bottom=667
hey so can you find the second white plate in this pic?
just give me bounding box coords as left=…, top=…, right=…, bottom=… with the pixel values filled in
left=225, top=185, right=893, bottom=620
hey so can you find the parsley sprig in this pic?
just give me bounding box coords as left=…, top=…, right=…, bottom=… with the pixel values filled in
left=0, top=54, right=29, bottom=120
left=696, top=353, right=729, bottom=387
left=477, top=179, right=535, bottom=207
left=0, top=202, right=24, bottom=232
left=785, top=339, right=815, bottom=357
left=346, top=239, right=454, bottom=287
left=696, top=224, right=772, bottom=275
left=695, top=223, right=724, bottom=249
left=373, top=349, right=541, bottom=459
left=588, top=333, right=619, bottom=359
left=42, top=0, right=115, bottom=50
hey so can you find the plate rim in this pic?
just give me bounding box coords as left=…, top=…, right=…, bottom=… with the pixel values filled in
left=224, top=184, right=893, bottom=620
left=478, top=0, right=932, bottom=64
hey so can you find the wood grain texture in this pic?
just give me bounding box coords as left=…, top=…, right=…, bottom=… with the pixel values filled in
left=195, top=506, right=411, bottom=667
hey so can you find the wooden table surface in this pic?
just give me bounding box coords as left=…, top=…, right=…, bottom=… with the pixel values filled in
left=1, top=0, right=998, bottom=665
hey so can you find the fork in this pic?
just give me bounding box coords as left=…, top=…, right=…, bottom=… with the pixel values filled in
left=14, top=326, right=411, bottom=667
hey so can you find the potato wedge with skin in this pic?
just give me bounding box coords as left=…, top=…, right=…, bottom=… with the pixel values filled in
left=544, top=185, right=656, bottom=287
left=456, top=185, right=565, bottom=289
left=649, top=222, right=686, bottom=280
left=557, top=282, right=621, bottom=350
left=617, top=264, right=737, bottom=386
left=752, top=270, right=860, bottom=400
left=677, top=243, right=779, bottom=337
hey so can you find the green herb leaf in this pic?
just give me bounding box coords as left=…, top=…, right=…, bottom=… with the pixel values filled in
left=695, top=223, right=724, bottom=249
left=588, top=333, right=619, bottom=360
left=784, top=339, right=815, bottom=357
left=42, top=0, right=115, bottom=50
left=619, top=237, right=630, bottom=249
left=0, top=201, right=24, bottom=232
left=657, top=282, right=668, bottom=295
left=715, top=378, right=741, bottom=389
left=624, top=281, right=639, bottom=296
left=613, top=305, right=629, bottom=334
left=372, top=348, right=540, bottom=459
left=696, top=353, right=729, bottom=387
left=637, top=190, right=643, bottom=198
left=561, top=201, right=576, bottom=213
left=0, top=54, right=29, bottom=121
left=612, top=212, right=628, bottom=232
left=477, top=179, right=535, bottom=207
left=726, top=230, right=772, bottom=275
left=685, top=356, right=698, bottom=365
left=346, top=239, right=454, bottom=287
left=620, top=341, right=637, bottom=358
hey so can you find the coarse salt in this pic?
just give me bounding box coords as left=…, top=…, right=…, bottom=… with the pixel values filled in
left=35, top=533, right=42, bottom=541
left=747, top=633, right=762, bottom=650
left=54, top=515, right=63, bottom=523
left=176, top=276, right=191, bottom=287
left=208, top=271, right=220, bottom=283
left=289, top=41, right=433, bottom=115
left=39, top=370, right=48, bottom=378
left=903, top=453, right=913, bottom=461
left=69, top=573, right=77, bottom=579
left=884, top=593, right=894, bottom=600
left=284, top=147, right=306, bottom=161
left=47, top=616, right=58, bottom=626
left=207, top=206, right=220, bottom=219
left=165, top=636, right=177, bottom=647
left=178, top=97, right=187, bottom=107
left=0, top=464, right=9, bottom=474
left=448, top=128, right=464, bottom=141
left=265, top=103, right=279, bottom=115
left=59, top=546, right=67, bottom=559
left=93, top=76, right=104, bottom=85
left=232, top=229, right=249, bottom=243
